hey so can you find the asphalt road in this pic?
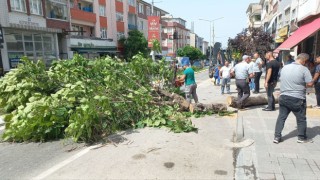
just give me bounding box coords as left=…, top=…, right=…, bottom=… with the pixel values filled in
left=0, top=69, right=214, bottom=179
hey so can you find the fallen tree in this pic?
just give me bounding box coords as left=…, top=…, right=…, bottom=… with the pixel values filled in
left=156, top=89, right=228, bottom=113
left=227, top=94, right=280, bottom=108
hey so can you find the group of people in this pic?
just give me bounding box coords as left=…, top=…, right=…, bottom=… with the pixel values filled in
left=178, top=51, right=320, bottom=144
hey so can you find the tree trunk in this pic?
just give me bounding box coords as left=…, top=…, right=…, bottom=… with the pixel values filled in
left=189, top=103, right=228, bottom=113
left=156, top=89, right=190, bottom=111
left=227, top=94, right=280, bottom=108
left=156, top=89, right=228, bottom=113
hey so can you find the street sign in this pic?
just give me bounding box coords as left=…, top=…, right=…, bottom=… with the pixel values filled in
left=0, top=25, right=3, bottom=43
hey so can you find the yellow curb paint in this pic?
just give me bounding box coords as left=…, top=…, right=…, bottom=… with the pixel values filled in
left=307, top=108, right=320, bottom=118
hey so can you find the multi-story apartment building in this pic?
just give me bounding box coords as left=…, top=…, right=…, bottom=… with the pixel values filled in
left=246, top=3, right=262, bottom=28
left=136, top=0, right=168, bottom=39
left=161, top=15, right=190, bottom=57
left=202, top=41, right=208, bottom=55
left=68, top=0, right=135, bottom=58
left=190, top=32, right=204, bottom=52
left=0, top=0, right=70, bottom=74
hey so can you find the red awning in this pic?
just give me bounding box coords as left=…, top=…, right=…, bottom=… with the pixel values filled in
left=275, top=17, right=320, bottom=51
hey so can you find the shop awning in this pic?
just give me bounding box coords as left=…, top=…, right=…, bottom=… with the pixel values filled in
left=275, top=17, right=320, bottom=51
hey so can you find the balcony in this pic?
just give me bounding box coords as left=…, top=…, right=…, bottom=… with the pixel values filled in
left=128, top=24, right=137, bottom=30
left=71, top=8, right=96, bottom=23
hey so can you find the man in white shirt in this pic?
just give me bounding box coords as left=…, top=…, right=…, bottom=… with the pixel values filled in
left=231, top=55, right=254, bottom=109
left=252, top=53, right=264, bottom=93
left=219, top=61, right=232, bottom=94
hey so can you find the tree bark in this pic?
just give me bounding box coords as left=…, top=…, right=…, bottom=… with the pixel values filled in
left=227, top=94, right=279, bottom=108
left=189, top=103, right=228, bottom=113
left=156, top=89, right=228, bottom=113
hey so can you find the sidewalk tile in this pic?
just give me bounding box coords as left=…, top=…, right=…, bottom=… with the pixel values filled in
left=294, top=164, right=313, bottom=172
left=282, top=153, right=298, bottom=159
left=292, top=158, right=308, bottom=165
left=274, top=173, right=285, bottom=180
left=277, top=157, right=293, bottom=164
left=310, top=165, right=320, bottom=172
left=258, top=173, right=275, bottom=180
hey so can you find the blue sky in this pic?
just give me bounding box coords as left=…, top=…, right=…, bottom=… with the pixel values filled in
left=156, top=0, right=258, bottom=48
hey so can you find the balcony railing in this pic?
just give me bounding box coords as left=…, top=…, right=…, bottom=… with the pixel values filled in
left=128, top=24, right=137, bottom=30
left=71, top=8, right=96, bottom=23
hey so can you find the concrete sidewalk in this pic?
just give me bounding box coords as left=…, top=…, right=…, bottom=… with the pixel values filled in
left=196, top=74, right=320, bottom=179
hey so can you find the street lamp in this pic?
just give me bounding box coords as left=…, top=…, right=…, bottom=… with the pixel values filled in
left=199, top=17, right=224, bottom=65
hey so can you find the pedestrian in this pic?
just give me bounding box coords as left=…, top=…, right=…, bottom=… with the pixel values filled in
left=284, top=54, right=295, bottom=65
left=213, top=65, right=221, bottom=85
left=231, top=55, right=254, bottom=109
left=252, top=53, right=263, bottom=93
left=273, top=53, right=314, bottom=144
left=177, top=61, right=199, bottom=104
left=313, top=56, right=320, bottom=108
left=248, top=57, right=255, bottom=91
left=219, top=61, right=232, bottom=94
left=263, top=51, right=281, bottom=111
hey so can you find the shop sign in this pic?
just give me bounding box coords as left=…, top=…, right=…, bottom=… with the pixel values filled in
left=278, top=26, right=288, bottom=37
left=148, top=16, right=161, bottom=48
left=19, top=17, right=40, bottom=27
left=275, top=37, right=285, bottom=43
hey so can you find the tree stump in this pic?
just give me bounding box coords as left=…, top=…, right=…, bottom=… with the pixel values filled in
left=189, top=103, right=228, bottom=113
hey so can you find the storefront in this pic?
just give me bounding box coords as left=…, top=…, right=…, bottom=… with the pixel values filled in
left=1, top=28, right=58, bottom=70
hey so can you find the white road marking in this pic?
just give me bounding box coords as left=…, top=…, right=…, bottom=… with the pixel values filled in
left=33, top=144, right=101, bottom=180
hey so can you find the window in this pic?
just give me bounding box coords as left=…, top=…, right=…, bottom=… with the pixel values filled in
left=116, top=12, right=123, bottom=21
left=128, top=0, right=135, bottom=6
left=139, top=3, right=144, bottom=14
left=100, top=28, right=107, bottom=39
left=46, top=0, right=68, bottom=20
left=291, top=9, right=296, bottom=19
left=5, top=32, right=56, bottom=68
left=139, top=20, right=144, bottom=30
left=72, top=25, right=84, bottom=36
left=29, top=0, right=42, bottom=15
left=157, top=11, right=160, bottom=17
left=278, top=14, right=282, bottom=28
left=99, top=5, right=106, bottom=16
left=285, top=8, right=290, bottom=24
left=146, top=6, right=151, bottom=16
left=117, top=32, right=125, bottom=40
left=10, top=0, right=26, bottom=12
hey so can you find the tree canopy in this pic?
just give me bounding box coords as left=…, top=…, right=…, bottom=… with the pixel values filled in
left=120, top=30, right=148, bottom=60
left=228, top=27, right=273, bottom=57
left=177, top=46, right=204, bottom=63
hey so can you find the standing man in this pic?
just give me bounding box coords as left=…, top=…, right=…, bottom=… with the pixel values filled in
left=252, top=53, right=263, bottom=93
left=263, top=51, right=281, bottom=111
left=231, top=55, right=254, bottom=109
left=313, top=56, right=320, bottom=108
left=177, top=61, right=199, bottom=104
left=274, top=53, right=314, bottom=143
left=219, top=61, right=232, bottom=94
left=213, top=65, right=221, bottom=85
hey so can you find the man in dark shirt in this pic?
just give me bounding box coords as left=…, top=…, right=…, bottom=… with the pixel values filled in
left=263, top=51, right=281, bottom=111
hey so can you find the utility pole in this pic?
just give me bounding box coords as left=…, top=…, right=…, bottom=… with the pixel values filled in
left=199, top=17, right=223, bottom=65
left=151, top=0, right=162, bottom=16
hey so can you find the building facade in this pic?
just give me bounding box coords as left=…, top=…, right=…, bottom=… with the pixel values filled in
left=161, top=15, right=190, bottom=57
left=0, top=0, right=69, bottom=74
left=246, top=3, right=262, bottom=28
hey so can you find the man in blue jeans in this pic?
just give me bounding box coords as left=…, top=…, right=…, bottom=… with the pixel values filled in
left=263, top=51, right=280, bottom=111
left=274, top=53, right=314, bottom=144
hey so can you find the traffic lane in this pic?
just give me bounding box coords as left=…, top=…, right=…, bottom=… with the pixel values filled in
left=195, top=68, right=209, bottom=84
left=0, top=139, right=85, bottom=179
